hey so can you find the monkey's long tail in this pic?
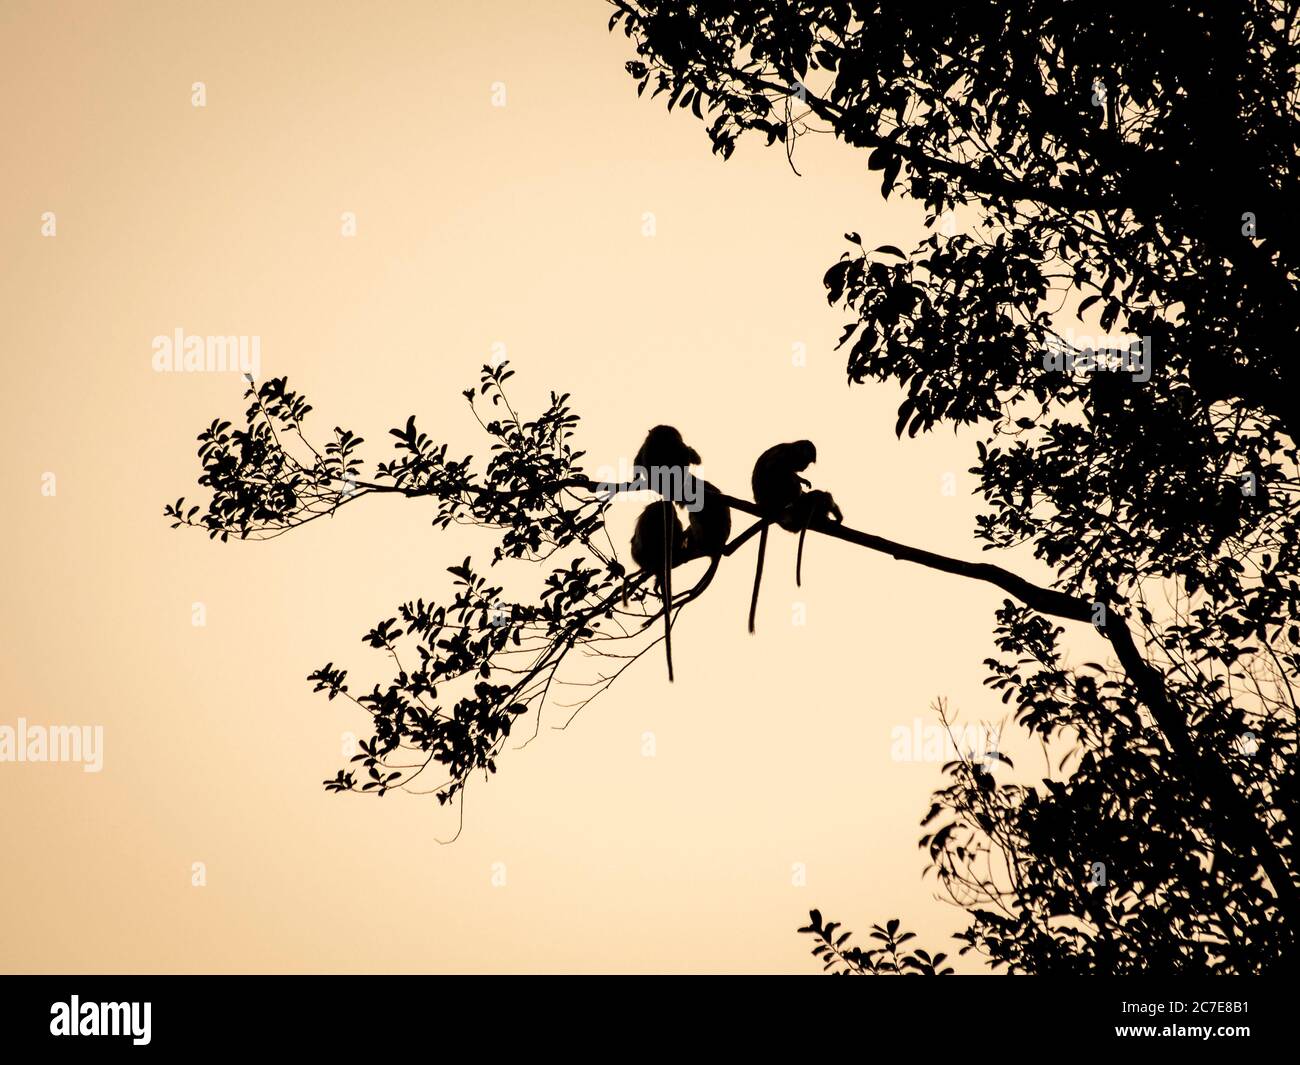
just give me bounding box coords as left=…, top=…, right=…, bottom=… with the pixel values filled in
left=796, top=526, right=808, bottom=588
left=748, top=524, right=768, bottom=634
left=662, top=505, right=674, bottom=683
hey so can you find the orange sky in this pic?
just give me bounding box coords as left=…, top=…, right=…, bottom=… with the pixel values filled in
left=0, top=0, right=1108, bottom=973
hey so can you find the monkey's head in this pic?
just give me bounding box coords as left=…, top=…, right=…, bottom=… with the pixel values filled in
left=640, top=425, right=702, bottom=466
left=791, top=440, right=817, bottom=469
left=808, top=488, right=842, bottom=523
left=779, top=487, right=842, bottom=532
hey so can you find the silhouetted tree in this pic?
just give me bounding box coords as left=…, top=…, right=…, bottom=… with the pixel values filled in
left=604, top=0, right=1299, bottom=971
left=799, top=913, right=954, bottom=975
left=166, top=367, right=1087, bottom=819
left=166, top=1, right=1300, bottom=975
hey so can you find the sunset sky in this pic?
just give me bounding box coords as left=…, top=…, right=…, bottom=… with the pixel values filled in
left=0, top=0, right=1109, bottom=973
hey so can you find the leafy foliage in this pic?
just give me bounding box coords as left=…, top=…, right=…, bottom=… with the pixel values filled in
left=612, top=0, right=1300, bottom=972
left=799, top=911, right=954, bottom=975
left=166, top=1, right=1300, bottom=975
left=168, top=363, right=686, bottom=811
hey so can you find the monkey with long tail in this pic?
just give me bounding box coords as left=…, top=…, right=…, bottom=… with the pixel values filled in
left=781, top=488, right=843, bottom=588
left=630, top=500, right=686, bottom=681
left=626, top=425, right=706, bottom=680
left=748, top=440, right=817, bottom=633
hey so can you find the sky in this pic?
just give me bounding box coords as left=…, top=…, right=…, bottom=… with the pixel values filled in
left=0, top=0, right=1107, bottom=973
